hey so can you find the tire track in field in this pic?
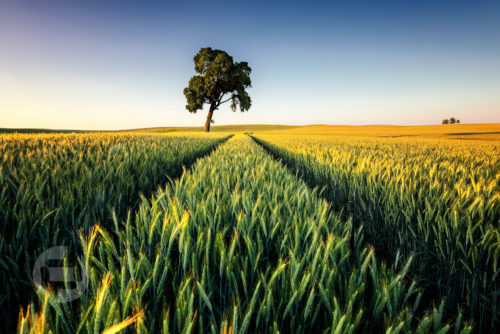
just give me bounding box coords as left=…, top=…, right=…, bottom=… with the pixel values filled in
left=6, top=134, right=232, bottom=333
left=107, top=134, right=233, bottom=228
left=111, top=134, right=233, bottom=222
left=249, top=134, right=354, bottom=227
left=250, top=134, right=415, bottom=260
left=249, top=134, right=451, bottom=325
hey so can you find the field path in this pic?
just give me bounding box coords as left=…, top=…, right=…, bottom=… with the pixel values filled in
left=251, top=134, right=500, bottom=332
left=1, top=133, right=230, bottom=333
left=19, top=134, right=470, bottom=333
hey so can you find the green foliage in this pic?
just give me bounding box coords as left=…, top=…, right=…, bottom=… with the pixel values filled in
left=0, top=133, right=227, bottom=332
left=19, top=136, right=470, bottom=333
left=183, top=47, right=252, bottom=120
left=253, top=134, right=500, bottom=332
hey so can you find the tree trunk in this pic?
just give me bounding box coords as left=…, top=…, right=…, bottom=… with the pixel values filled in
left=204, top=107, right=215, bottom=132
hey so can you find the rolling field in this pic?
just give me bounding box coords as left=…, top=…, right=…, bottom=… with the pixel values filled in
left=258, top=123, right=500, bottom=140
left=3, top=123, right=499, bottom=139
left=134, top=123, right=500, bottom=139
left=1, top=124, right=499, bottom=333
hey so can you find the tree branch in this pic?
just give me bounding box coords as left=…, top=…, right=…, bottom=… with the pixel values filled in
left=216, top=95, right=233, bottom=108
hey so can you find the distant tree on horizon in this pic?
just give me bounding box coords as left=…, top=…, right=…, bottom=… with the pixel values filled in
left=442, top=118, right=461, bottom=124
left=183, top=47, right=252, bottom=132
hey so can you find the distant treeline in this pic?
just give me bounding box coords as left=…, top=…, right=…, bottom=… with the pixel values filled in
left=442, top=118, right=460, bottom=124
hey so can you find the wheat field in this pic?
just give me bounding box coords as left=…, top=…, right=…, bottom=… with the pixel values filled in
left=1, top=124, right=499, bottom=333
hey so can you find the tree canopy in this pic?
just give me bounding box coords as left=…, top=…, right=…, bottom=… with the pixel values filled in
left=184, top=47, right=252, bottom=132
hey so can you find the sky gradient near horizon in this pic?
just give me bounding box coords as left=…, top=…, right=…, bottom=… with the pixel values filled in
left=1, top=0, right=499, bottom=130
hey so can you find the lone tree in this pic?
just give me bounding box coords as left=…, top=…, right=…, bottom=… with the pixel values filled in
left=184, top=47, right=252, bottom=132
left=442, top=119, right=449, bottom=124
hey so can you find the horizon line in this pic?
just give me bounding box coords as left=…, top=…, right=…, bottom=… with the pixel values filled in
left=2, top=122, right=500, bottom=133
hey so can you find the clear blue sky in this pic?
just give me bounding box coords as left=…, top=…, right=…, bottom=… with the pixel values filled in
left=1, top=0, right=499, bottom=129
